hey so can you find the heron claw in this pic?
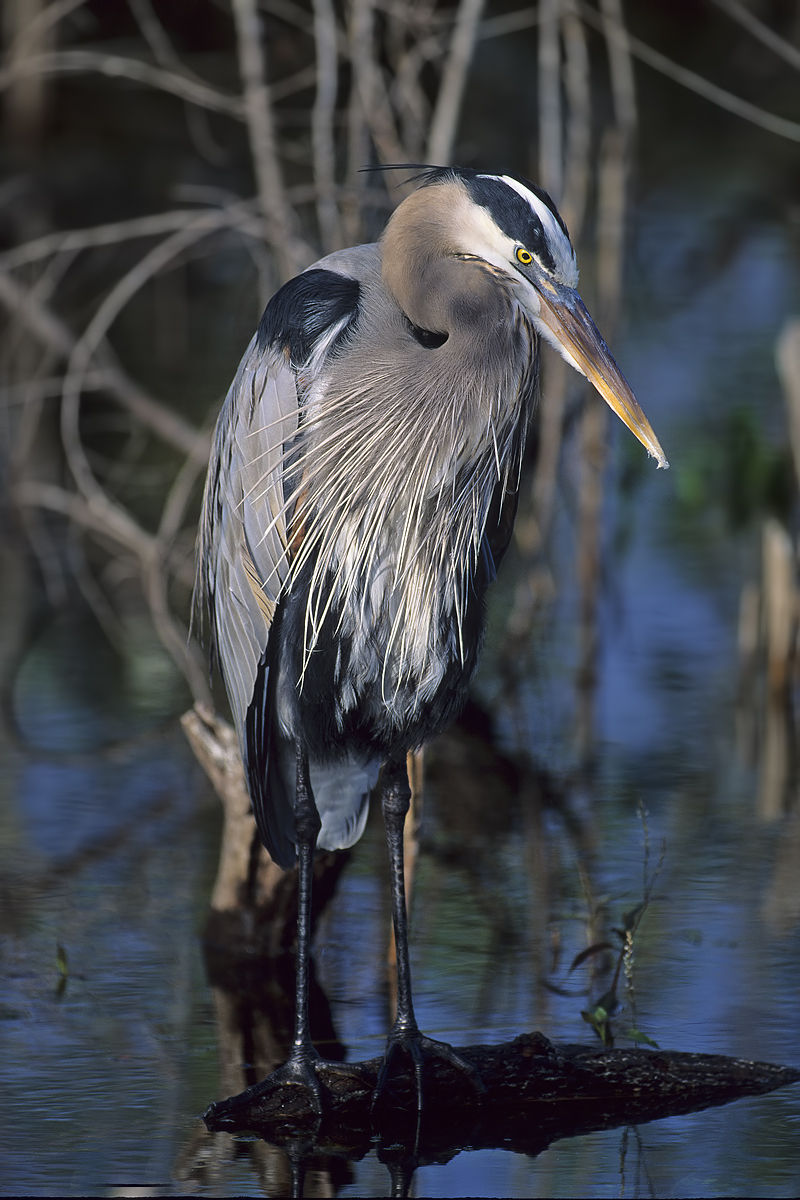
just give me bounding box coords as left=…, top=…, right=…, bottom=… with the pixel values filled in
left=372, top=1028, right=486, bottom=1116
left=247, top=1050, right=370, bottom=1117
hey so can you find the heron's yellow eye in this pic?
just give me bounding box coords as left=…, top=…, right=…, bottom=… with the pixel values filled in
left=516, top=247, right=533, bottom=265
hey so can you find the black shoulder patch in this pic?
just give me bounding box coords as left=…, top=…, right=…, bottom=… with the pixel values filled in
left=256, top=268, right=361, bottom=364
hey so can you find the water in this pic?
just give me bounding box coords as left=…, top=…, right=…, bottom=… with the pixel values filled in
left=2, top=74, right=800, bottom=1200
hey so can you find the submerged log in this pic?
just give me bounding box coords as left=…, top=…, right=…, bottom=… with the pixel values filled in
left=203, top=1031, right=800, bottom=1160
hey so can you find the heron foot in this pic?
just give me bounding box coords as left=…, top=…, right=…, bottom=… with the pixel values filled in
left=243, top=1050, right=370, bottom=1117
left=372, top=1027, right=486, bottom=1116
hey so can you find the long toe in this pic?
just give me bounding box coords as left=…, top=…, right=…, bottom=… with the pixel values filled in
left=210, top=1053, right=371, bottom=1124
left=372, top=1029, right=486, bottom=1116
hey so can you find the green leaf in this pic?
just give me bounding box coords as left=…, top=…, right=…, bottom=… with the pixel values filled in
left=581, top=1006, right=612, bottom=1045
left=595, top=989, right=619, bottom=1015
left=626, top=1028, right=659, bottom=1048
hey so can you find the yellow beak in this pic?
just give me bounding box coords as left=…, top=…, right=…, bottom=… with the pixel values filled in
left=535, top=281, right=668, bottom=469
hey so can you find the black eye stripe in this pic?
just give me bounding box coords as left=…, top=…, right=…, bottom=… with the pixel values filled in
left=464, top=177, right=557, bottom=272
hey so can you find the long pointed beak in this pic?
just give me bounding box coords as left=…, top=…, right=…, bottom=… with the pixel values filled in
left=535, top=280, right=668, bottom=469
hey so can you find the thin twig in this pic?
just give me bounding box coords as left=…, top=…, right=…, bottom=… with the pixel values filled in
left=127, top=0, right=230, bottom=166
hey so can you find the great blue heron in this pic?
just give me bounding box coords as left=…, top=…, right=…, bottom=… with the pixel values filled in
left=198, top=166, right=666, bottom=1112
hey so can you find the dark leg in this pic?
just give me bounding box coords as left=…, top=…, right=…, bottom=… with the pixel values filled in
left=248, top=744, right=369, bottom=1115
left=285, top=745, right=324, bottom=1100
left=248, top=744, right=325, bottom=1112
left=373, top=758, right=485, bottom=1115
left=382, top=758, right=418, bottom=1040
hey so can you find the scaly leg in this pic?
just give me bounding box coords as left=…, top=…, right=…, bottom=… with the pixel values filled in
left=241, top=745, right=366, bottom=1115
left=373, top=758, right=485, bottom=1115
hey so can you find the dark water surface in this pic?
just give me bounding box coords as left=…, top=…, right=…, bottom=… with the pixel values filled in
left=3, top=102, right=800, bottom=1200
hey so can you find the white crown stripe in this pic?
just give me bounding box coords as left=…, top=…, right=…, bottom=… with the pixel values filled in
left=476, top=173, right=578, bottom=287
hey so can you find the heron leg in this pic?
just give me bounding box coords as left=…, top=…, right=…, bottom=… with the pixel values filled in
left=253, top=744, right=324, bottom=1112
left=251, top=745, right=369, bottom=1115
left=373, top=758, right=485, bottom=1116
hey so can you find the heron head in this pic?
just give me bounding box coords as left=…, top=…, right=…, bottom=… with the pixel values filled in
left=387, top=168, right=668, bottom=469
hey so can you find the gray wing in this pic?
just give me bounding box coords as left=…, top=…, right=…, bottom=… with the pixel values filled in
left=198, top=334, right=296, bottom=739
left=197, top=256, right=378, bottom=867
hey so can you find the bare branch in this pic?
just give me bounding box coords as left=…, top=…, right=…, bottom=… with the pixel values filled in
left=708, top=0, right=800, bottom=74
left=538, top=0, right=562, bottom=201
left=142, top=553, right=213, bottom=708
left=479, top=8, right=538, bottom=39
left=578, top=0, right=800, bottom=144
left=231, top=0, right=313, bottom=279
left=348, top=0, right=406, bottom=165
left=599, top=0, right=636, bottom=139
left=311, top=0, right=342, bottom=251
left=59, top=214, right=229, bottom=524
left=6, top=0, right=88, bottom=58
left=128, top=0, right=190, bottom=75
left=560, top=4, right=590, bottom=237
left=426, top=0, right=486, bottom=166
left=13, top=480, right=155, bottom=559
left=0, top=268, right=209, bottom=457
left=0, top=50, right=245, bottom=117
left=0, top=208, right=227, bottom=271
